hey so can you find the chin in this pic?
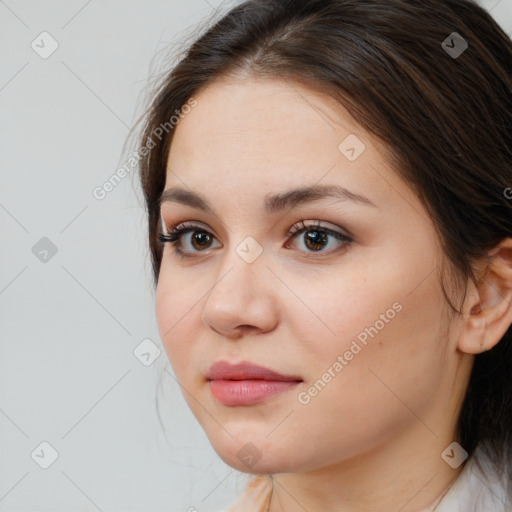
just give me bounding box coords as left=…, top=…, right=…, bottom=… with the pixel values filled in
left=206, top=431, right=302, bottom=474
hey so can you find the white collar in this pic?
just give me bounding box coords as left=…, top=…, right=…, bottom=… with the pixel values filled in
left=435, top=444, right=511, bottom=511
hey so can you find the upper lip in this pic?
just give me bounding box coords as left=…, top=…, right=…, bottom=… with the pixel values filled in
left=206, top=360, right=303, bottom=381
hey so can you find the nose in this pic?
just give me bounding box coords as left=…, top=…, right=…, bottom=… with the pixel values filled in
left=201, top=244, right=279, bottom=339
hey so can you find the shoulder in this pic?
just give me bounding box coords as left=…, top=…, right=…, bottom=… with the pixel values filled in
left=435, top=443, right=512, bottom=512
left=218, top=475, right=272, bottom=512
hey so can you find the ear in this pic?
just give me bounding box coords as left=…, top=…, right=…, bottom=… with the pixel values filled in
left=457, top=237, right=512, bottom=354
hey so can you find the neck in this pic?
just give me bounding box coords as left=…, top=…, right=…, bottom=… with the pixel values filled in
left=267, top=424, right=464, bottom=512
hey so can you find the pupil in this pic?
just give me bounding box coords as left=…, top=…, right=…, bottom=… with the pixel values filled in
left=305, top=230, right=327, bottom=251
left=192, top=231, right=211, bottom=250
left=189, top=230, right=329, bottom=252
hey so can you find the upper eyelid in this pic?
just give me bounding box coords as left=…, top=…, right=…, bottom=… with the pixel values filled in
left=287, top=219, right=348, bottom=235
left=162, top=219, right=344, bottom=234
left=163, top=220, right=350, bottom=245
left=161, top=218, right=219, bottom=236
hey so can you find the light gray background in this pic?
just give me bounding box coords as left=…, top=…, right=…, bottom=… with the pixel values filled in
left=1, top=1, right=511, bottom=511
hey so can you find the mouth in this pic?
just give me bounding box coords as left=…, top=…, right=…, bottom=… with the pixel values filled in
left=206, top=360, right=303, bottom=406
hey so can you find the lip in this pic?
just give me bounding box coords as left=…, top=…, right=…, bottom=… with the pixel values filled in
left=206, top=360, right=303, bottom=406
left=206, top=360, right=302, bottom=381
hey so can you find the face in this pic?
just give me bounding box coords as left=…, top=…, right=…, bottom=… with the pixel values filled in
left=155, top=75, right=463, bottom=475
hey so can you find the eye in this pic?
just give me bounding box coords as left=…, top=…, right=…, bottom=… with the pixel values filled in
left=158, top=222, right=221, bottom=258
left=158, top=219, right=353, bottom=259
left=285, top=219, right=353, bottom=257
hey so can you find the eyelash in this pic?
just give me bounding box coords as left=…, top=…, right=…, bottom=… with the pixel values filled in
left=157, top=219, right=353, bottom=259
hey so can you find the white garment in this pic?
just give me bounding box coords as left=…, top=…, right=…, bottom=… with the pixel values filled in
left=434, top=443, right=511, bottom=511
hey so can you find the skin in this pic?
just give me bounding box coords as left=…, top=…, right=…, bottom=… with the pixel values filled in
left=155, top=74, right=512, bottom=511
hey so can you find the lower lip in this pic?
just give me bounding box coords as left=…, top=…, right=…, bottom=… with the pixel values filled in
left=209, top=379, right=301, bottom=406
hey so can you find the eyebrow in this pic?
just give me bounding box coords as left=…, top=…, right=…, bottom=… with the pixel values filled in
left=159, top=184, right=378, bottom=214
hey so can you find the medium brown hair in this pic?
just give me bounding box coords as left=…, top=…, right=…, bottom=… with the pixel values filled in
left=136, top=0, right=512, bottom=472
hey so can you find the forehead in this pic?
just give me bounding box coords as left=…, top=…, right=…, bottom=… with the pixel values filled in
left=163, top=76, right=413, bottom=217
left=168, top=76, right=363, bottom=164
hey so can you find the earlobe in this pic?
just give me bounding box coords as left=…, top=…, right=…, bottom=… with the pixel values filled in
left=457, top=311, right=488, bottom=355
left=456, top=238, right=512, bottom=355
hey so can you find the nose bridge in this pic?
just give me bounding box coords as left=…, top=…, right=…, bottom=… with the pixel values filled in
left=201, top=234, right=277, bottom=335
left=210, top=234, right=267, bottom=300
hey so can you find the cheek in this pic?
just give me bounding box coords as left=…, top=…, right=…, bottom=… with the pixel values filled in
left=155, top=271, right=198, bottom=372
left=291, top=256, right=446, bottom=404
left=286, top=263, right=400, bottom=360
left=285, top=287, right=445, bottom=467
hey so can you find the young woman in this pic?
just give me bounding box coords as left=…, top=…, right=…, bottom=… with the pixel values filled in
left=136, top=0, right=512, bottom=510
